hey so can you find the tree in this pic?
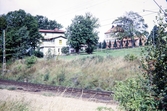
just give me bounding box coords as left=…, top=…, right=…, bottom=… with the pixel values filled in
left=108, top=40, right=112, bottom=49
left=35, top=15, right=63, bottom=29
left=3, top=9, right=43, bottom=60
left=102, top=40, right=106, bottom=49
left=66, top=13, right=100, bottom=54
left=139, top=38, right=142, bottom=46
left=125, top=40, right=129, bottom=48
left=142, top=12, right=167, bottom=110
left=113, top=39, right=117, bottom=48
left=112, top=11, right=148, bottom=47
left=120, top=39, right=123, bottom=48
left=147, top=25, right=159, bottom=45
left=98, top=42, right=102, bottom=49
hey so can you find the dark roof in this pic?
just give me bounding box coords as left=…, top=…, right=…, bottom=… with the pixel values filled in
left=39, top=28, right=65, bottom=33
left=104, top=26, right=124, bottom=34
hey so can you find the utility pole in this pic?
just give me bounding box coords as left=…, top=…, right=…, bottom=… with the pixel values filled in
left=2, top=30, right=6, bottom=75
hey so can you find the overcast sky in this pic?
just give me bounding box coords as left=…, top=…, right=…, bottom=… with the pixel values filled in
left=0, top=0, right=167, bottom=41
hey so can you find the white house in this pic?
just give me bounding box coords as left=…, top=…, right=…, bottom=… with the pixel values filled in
left=39, top=28, right=67, bottom=56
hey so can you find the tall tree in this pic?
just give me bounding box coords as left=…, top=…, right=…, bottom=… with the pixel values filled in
left=112, top=11, right=148, bottom=47
left=139, top=38, right=142, bottom=46
left=35, top=15, right=63, bottom=29
left=113, top=39, right=117, bottom=48
left=125, top=40, right=129, bottom=48
left=3, top=9, right=43, bottom=60
left=98, top=42, right=102, bottom=49
left=147, top=25, right=159, bottom=45
left=108, top=40, right=112, bottom=49
left=66, top=13, right=100, bottom=54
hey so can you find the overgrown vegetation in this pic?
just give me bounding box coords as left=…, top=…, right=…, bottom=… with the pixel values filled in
left=0, top=98, right=30, bottom=111
left=0, top=55, right=142, bottom=91
left=113, top=11, right=167, bottom=110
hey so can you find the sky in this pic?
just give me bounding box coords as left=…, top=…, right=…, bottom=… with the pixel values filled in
left=0, top=0, right=167, bottom=41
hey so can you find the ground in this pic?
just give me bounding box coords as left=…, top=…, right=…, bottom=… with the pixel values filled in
left=0, top=89, right=120, bottom=111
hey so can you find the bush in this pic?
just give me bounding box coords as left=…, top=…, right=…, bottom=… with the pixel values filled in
left=141, top=12, right=167, bottom=110
left=34, top=50, right=44, bottom=58
left=25, top=56, right=37, bottom=68
left=61, top=47, right=69, bottom=55
left=124, top=54, right=138, bottom=61
left=113, top=78, right=157, bottom=111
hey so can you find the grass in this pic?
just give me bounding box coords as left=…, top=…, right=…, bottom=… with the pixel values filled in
left=59, top=47, right=144, bottom=61
left=0, top=98, right=30, bottom=111
left=0, top=52, right=143, bottom=91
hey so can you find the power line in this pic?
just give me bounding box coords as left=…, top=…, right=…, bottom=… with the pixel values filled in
left=55, top=0, right=110, bottom=18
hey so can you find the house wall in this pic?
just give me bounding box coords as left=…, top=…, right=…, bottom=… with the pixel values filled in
left=39, top=32, right=67, bottom=56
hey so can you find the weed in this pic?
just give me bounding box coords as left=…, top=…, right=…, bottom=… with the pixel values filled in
left=0, top=98, right=30, bottom=111
left=96, top=106, right=114, bottom=111
left=7, top=87, right=16, bottom=90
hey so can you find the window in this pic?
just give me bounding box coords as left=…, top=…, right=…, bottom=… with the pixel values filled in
left=59, top=40, right=62, bottom=45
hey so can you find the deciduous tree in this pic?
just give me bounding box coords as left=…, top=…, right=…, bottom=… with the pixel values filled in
left=66, top=13, right=99, bottom=54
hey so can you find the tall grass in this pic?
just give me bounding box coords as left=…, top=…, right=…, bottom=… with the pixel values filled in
left=0, top=98, right=30, bottom=111
left=0, top=55, right=142, bottom=91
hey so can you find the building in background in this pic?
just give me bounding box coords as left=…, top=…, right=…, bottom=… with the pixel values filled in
left=104, top=25, right=146, bottom=48
left=39, top=28, right=67, bottom=56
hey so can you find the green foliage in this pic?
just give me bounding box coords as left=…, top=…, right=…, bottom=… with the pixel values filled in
left=0, top=99, right=29, bottom=111
left=102, top=40, right=106, bottom=49
left=44, top=73, right=49, bottom=81
left=141, top=12, right=167, bottom=110
left=96, top=106, right=114, bottom=111
left=108, top=40, right=112, bottom=49
left=61, top=46, right=69, bottom=55
left=34, top=50, right=44, bottom=58
left=113, top=78, right=157, bottom=111
left=3, top=9, right=43, bottom=60
left=112, top=11, right=148, bottom=39
left=35, top=15, right=63, bottom=29
left=66, top=13, right=99, bottom=54
left=125, top=40, right=129, bottom=47
left=139, top=38, right=142, bottom=46
left=98, top=42, right=102, bottom=48
left=45, top=48, right=55, bottom=60
left=124, top=54, right=138, bottom=61
left=25, top=56, right=37, bottom=68
left=113, top=39, right=117, bottom=48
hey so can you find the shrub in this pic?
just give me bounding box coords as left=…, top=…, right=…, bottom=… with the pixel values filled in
left=61, top=47, right=69, bottom=55
left=141, top=12, right=167, bottom=110
left=124, top=54, right=138, bottom=61
left=25, top=56, right=37, bottom=68
left=34, top=50, right=44, bottom=58
left=113, top=78, right=157, bottom=111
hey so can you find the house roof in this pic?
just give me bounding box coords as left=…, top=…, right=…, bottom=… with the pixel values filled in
left=39, top=28, right=65, bottom=33
left=104, top=26, right=124, bottom=34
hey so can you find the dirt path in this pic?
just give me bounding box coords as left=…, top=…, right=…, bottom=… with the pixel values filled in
left=0, top=89, right=120, bottom=111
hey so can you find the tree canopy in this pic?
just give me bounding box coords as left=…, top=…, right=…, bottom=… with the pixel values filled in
left=35, top=15, right=63, bottom=29
left=112, top=11, right=148, bottom=38
left=65, top=13, right=100, bottom=54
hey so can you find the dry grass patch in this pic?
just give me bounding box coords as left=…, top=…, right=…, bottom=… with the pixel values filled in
left=1, top=55, right=142, bottom=91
